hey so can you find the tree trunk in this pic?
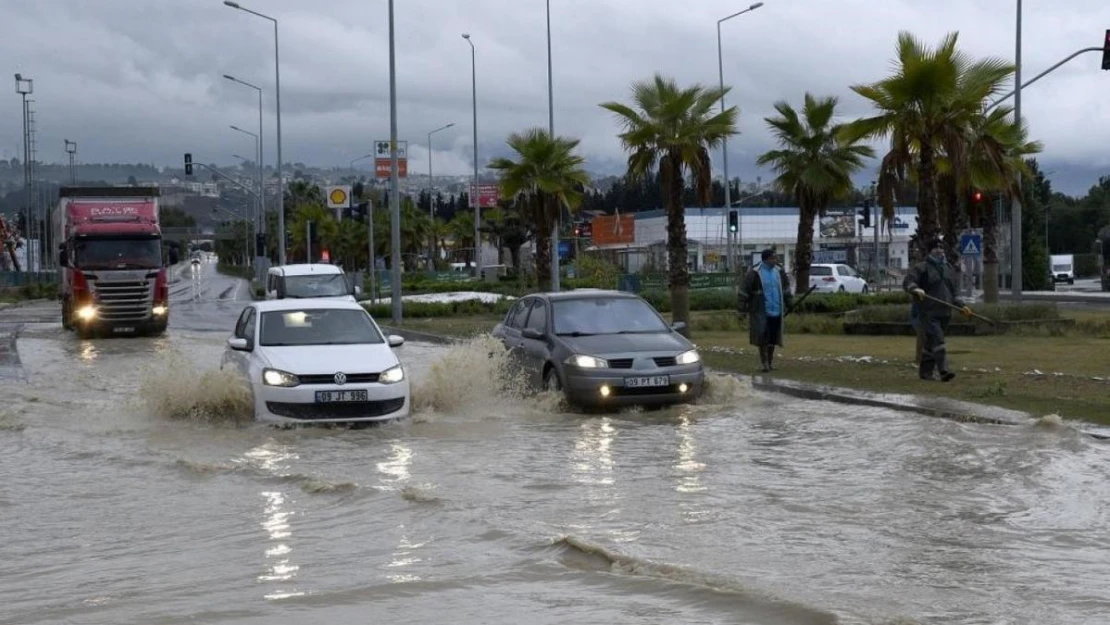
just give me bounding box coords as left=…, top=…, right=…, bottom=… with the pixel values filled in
left=665, top=159, right=691, bottom=336
left=534, top=196, right=553, bottom=292
left=913, top=141, right=940, bottom=261
left=982, top=194, right=999, bottom=303
left=794, top=200, right=816, bottom=295
left=509, top=244, right=522, bottom=273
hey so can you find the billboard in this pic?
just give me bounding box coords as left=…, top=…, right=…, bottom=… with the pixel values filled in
left=469, top=184, right=499, bottom=208
left=591, top=214, right=635, bottom=246
left=819, top=213, right=856, bottom=238
left=374, top=139, right=408, bottom=179
left=325, top=185, right=351, bottom=209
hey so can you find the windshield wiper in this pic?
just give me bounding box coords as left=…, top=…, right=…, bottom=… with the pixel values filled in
left=557, top=331, right=597, bottom=337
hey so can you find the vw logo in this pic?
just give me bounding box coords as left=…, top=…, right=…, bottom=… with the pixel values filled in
left=334, top=372, right=347, bottom=385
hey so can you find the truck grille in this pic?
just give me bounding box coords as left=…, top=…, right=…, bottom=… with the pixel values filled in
left=89, top=275, right=154, bottom=322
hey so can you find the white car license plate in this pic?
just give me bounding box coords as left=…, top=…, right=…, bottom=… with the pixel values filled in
left=315, top=390, right=369, bottom=403
left=625, top=376, right=669, bottom=388
left=113, top=326, right=135, bottom=333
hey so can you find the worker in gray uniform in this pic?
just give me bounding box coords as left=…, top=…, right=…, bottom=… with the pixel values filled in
left=903, top=237, right=973, bottom=382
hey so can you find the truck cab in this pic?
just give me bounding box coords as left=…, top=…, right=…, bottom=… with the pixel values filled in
left=265, top=263, right=361, bottom=301
left=55, top=186, right=169, bottom=338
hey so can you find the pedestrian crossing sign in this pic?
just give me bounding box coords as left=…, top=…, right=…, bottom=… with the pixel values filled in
left=960, top=233, right=982, bottom=256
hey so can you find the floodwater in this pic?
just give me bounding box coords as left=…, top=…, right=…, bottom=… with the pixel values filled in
left=1, top=263, right=1108, bottom=625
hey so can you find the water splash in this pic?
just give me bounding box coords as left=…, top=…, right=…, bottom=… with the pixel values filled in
left=136, top=350, right=253, bottom=423
left=411, top=334, right=530, bottom=414
left=400, top=483, right=441, bottom=503
left=698, top=372, right=755, bottom=406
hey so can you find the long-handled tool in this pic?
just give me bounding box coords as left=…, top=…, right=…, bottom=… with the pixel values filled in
left=785, top=284, right=818, bottom=317
left=917, top=292, right=996, bottom=324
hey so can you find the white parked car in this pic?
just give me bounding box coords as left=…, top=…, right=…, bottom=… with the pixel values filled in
left=809, top=263, right=869, bottom=294
left=221, top=299, right=410, bottom=424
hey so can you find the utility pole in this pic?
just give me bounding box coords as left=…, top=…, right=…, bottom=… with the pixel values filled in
left=64, top=139, right=77, bottom=185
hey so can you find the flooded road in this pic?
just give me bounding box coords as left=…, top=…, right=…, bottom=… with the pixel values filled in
left=2, top=262, right=1108, bottom=625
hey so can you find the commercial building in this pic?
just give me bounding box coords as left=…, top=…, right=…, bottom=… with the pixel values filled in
left=586, top=206, right=924, bottom=275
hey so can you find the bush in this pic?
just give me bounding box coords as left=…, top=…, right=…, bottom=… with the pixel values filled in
left=1074, top=253, right=1099, bottom=278
left=217, top=262, right=254, bottom=281
left=362, top=298, right=514, bottom=319
left=850, top=302, right=1060, bottom=323
left=19, top=281, right=58, bottom=300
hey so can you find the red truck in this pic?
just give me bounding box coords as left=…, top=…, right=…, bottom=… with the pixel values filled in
left=54, top=187, right=169, bottom=337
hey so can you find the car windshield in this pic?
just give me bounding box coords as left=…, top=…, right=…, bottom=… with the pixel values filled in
left=552, top=297, right=669, bottom=335
left=1052, top=264, right=1070, bottom=271
left=74, top=236, right=162, bottom=270
left=281, top=273, right=349, bottom=298
left=259, top=309, right=383, bottom=346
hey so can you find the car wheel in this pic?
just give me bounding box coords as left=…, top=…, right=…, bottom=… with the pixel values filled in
left=542, top=365, right=563, bottom=392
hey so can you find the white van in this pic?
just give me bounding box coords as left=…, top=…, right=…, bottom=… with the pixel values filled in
left=265, top=264, right=361, bottom=301
left=1050, top=254, right=1075, bottom=285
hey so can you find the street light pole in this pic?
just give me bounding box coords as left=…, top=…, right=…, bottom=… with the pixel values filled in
left=546, top=0, right=561, bottom=291
left=223, top=74, right=265, bottom=242
left=388, top=0, right=402, bottom=324
left=427, top=122, right=455, bottom=269
left=223, top=1, right=285, bottom=266
left=15, top=74, right=33, bottom=270
left=230, top=124, right=259, bottom=265
left=64, top=139, right=77, bottom=185
left=463, top=34, right=482, bottom=281
left=1011, top=0, right=1023, bottom=298
left=716, top=2, right=763, bottom=274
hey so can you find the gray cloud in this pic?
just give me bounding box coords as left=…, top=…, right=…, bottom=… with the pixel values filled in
left=1, top=0, right=1109, bottom=194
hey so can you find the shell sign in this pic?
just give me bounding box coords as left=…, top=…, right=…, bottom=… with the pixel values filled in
left=326, top=185, right=351, bottom=209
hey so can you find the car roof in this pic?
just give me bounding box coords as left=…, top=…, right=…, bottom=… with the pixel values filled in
left=251, top=298, right=367, bottom=313
left=268, top=263, right=345, bottom=276
left=525, top=289, right=640, bottom=302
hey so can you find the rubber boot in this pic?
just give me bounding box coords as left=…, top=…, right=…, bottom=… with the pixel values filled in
left=767, top=346, right=776, bottom=371
left=758, top=346, right=770, bottom=372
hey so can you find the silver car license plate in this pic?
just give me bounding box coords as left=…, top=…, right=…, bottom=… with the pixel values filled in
left=315, top=390, right=369, bottom=403
left=625, top=376, right=669, bottom=388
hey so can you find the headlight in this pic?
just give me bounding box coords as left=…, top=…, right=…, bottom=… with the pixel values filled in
left=152, top=305, right=168, bottom=316
left=262, top=368, right=300, bottom=387
left=77, top=305, right=97, bottom=320
left=379, top=364, right=405, bottom=384
left=676, top=349, right=701, bottom=365
left=566, top=354, right=608, bottom=368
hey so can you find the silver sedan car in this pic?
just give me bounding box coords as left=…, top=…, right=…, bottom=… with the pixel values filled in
left=491, top=290, right=704, bottom=408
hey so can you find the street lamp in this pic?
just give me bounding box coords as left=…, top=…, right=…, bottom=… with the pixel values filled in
left=716, top=2, right=763, bottom=273
left=15, top=74, right=34, bottom=267
left=64, top=139, right=77, bottom=185
left=427, top=122, right=455, bottom=217
left=1011, top=0, right=1024, bottom=298
left=349, top=152, right=373, bottom=172
left=229, top=124, right=260, bottom=259
left=223, top=2, right=285, bottom=266
left=223, top=74, right=266, bottom=242
left=545, top=0, right=560, bottom=291
left=387, top=0, right=402, bottom=323
left=462, top=33, right=482, bottom=280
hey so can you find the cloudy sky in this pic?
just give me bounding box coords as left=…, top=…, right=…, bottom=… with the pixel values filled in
left=2, top=0, right=1109, bottom=194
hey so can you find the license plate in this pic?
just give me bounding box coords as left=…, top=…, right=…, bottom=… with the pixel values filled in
left=625, top=376, right=669, bottom=388
left=315, top=390, right=368, bottom=403
left=113, top=326, right=135, bottom=333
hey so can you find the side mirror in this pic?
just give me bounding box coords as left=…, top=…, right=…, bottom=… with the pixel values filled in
left=354, top=285, right=363, bottom=295
left=387, top=334, right=405, bottom=347
left=671, top=321, right=688, bottom=333
left=58, top=250, right=68, bottom=268
left=522, top=327, right=545, bottom=340
left=227, top=337, right=250, bottom=351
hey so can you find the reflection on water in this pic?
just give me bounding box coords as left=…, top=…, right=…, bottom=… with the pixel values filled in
left=259, top=490, right=304, bottom=600
left=377, top=441, right=412, bottom=488
left=673, top=415, right=706, bottom=494
left=572, top=418, right=616, bottom=487
left=386, top=531, right=427, bottom=583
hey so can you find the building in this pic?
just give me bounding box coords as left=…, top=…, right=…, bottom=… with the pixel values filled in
left=586, top=205, right=923, bottom=275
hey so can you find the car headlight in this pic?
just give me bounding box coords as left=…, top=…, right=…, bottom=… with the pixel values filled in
left=262, top=368, right=300, bottom=387
left=676, top=349, right=701, bottom=365
left=566, top=354, right=608, bottom=368
left=379, top=364, right=405, bottom=384
left=77, top=305, right=97, bottom=320
left=152, top=305, right=168, bottom=316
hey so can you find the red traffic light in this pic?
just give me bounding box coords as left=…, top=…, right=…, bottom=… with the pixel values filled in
left=972, top=191, right=983, bottom=202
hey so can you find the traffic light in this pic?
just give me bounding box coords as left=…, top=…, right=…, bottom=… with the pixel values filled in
left=1102, top=29, right=1110, bottom=70
left=255, top=232, right=265, bottom=257
left=728, top=210, right=738, bottom=233
left=307, top=221, right=317, bottom=242
left=184, top=153, right=193, bottom=176
left=858, top=199, right=872, bottom=229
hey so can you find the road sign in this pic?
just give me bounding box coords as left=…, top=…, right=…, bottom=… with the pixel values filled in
left=374, top=140, right=408, bottom=179
left=325, top=185, right=351, bottom=209
left=960, top=233, right=982, bottom=256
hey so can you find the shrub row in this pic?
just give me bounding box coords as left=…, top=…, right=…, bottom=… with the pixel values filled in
left=849, top=302, right=1060, bottom=323
left=640, top=288, right=912, bottom=314
left=363, top=298, right=514, bottom=319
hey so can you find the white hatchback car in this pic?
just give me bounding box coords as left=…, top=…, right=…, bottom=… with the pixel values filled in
left=809, top=263, right=870, bottom=294
left=221, top=299, right=410, bottom=424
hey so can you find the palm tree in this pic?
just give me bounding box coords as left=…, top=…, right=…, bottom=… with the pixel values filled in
left=842, top=31, right=1013, bottom=261
left=963, top=107, right=1042, bottom=302
left=600, top=73, right=737, bottom=331
left=756, top=93, right=874, bottom=293
left=487, top=128, right=590, bottom=291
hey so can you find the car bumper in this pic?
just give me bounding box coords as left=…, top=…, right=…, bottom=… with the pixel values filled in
left=254, top=380, right=411, bottom=424
left=810, top=283, right=840, bottom=293
left=563, top=365, right=705, bottom=407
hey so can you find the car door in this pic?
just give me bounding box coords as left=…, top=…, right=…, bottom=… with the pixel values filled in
left=838, top=265, right=865, bottom=292
left=497, top=298, right=533, bottom=378
left=519, top=298, right=550, bottom=387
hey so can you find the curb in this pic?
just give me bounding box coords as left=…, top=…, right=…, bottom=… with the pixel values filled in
left=381, top=326, right=1109, bottom=440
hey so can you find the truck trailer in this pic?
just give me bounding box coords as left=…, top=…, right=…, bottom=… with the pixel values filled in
left=54, top=186, right=169, bottom=337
